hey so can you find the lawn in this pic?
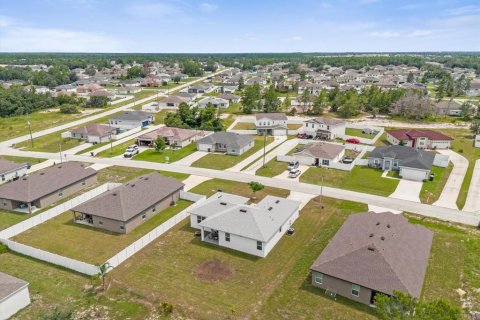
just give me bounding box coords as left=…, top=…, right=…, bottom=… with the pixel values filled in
left=220, top=102, right=242, bottom=114
left=0, top=209, right=31, bottom=231
left=191, top=136, right=273, bottom=170
left=420, top=163, right=453, bottom=204
left=97, top=165, right=189, bottom=184
left=287, top=123, right=302, bottom=130
left=15, top=133, right=83, bottom=152
left=345, top=128, right=375, bottom=139
left=108, top=196, right=373, bottom=319
left=232, top=122, right=255, bottom=130
left=13, top=200, right=192, bottom=264
left=133, top=143, right=197, bottom=163
left=0, top=155, right=46, bottom=164
left=256, top=159, right=288, bottom=177
left=300, top=166, right=399, bottom=197
left=96, top=139, right=136, bottom=158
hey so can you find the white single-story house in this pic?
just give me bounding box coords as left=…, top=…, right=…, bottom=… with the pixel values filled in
left=196, top=132, right=254, bottom=155
left=197, top=97, right=229, bottom=109
left=302, top=117, right=346, bottom=140
left=117, top=86, right=142, bottom=94
left=109, top=110, right=155, bottom=130
left=255, top=113, right=288, bottom=136
left=189, top=192, right=301, bottom=257
left=0, top=272, right=31, bottom=320
left=293, top=142, right=345, bottom=166
left=69, top=124, right=116, bottom=143
left=137, top=127, right=203, bottom=148
left=0, top=158, right=29, bottom=185
left=158, top=95, right=188, bottom=109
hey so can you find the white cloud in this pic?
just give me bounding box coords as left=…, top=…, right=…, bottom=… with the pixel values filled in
left=408, top=29, right=434, bottom=38
left=444, top=5, right=480, bottom=16
left=0, top=26, right=127, bottom=52
left=369, top=31, right=400, bottom=38
left=0, top=15, right=14, bottom=27
left=200, top=2, right=218, bottom=13
left=127, top=1, right=187, bottom=19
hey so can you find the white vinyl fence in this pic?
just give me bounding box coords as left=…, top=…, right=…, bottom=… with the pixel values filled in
left=105, top=192, right=206, bottom=270
left=338, top=125, right=384, bottom=145
left=0, top=239, right=99, bottom=276
left=111, top=126, right=141, bottom=140
left=0, top=183, right=121, bottom=240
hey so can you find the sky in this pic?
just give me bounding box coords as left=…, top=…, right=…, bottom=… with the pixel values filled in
left=0, top=0, right=479, bottom=53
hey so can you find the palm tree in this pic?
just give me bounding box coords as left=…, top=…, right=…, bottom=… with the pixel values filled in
left=98, top=262, right=112, bottom=290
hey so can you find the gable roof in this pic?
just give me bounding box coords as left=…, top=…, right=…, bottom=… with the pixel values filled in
left=0, top=162, right=96, bottom=203
left=197, top=132, right=253, bottom=149
left=311, top=212, right=433, bottom=297
left=198, top=97, right=229, bottom=105
left=70, top=124, right=115, bottom=137
left=0, top=157, right=28, bottom=174
left=369, top=145, right=435, bottom=170
left=0, top=272, right=29, bottom=302
left=110, top=110, right=152, bottom=122
left=255, top=113, right=287, bottom=121
left=387, top=129, right=453, bottom=141
left=189, top=192, right=249, bottom=219
left=162, top=95, right=187, bottom=104
left=294, top=142, right=345, bottom=160
left=72, top=172, right=184, bottom=222
left=198, top=195, right=300, bottom=242
left=305, top=117, right=345, bottom=126
left=138, top=127, right=198, bottom=142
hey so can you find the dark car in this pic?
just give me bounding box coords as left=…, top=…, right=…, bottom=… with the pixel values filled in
left=286, top=227, right=295, bottom=236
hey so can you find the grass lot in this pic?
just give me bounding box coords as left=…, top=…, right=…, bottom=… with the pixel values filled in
left=0, top=155, right=46, bottom=164
left=133, top=143, right=197, bottom=163
left=287, top=123, right=302, bottom=130
left=301, top=166, right=399, bottom=197
left=232, top=122, right=255, bottom=130
left=345, top=128, right=375, bottom=139
left=0, top=210, right=30, bottom=231
left=191, top=136, right=273, bottom=170
left=256, top=159, right=288, bottom=177
left=222, top=114, right=236, bottom=129
left=13, top=200, right=192, bottom=264
left=96, top=139, right=136, bottom=157
left=97, top=165, right=189, bottom=184
left=15, top=133, right=83, bottom=152
left=220, top=102, right=242, bottom=114
left=420, top=163, right=453, bottom=204
left=189, top=178, right=289, bottom=201
left=108, top=196, right=373, bottom=319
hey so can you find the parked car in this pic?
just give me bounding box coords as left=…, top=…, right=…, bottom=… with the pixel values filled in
left=287, top=160, right=299, bottom=171
left=342, top=157, right=354, bottom=164
left=362, top=128, right=377, bottom=135
left=288, top=168, right=301, bottom=178
left=124, top=146, right=139, bottom=158
left=287, top=227, right=295, bottom=236
left=297, top=133, right=307, bottom=139
left=346, top=138, right=360, bottom=144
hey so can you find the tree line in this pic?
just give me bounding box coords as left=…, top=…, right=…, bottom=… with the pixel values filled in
left=0, top=65, right=77, bottom=87
left=164, top=102, right=223, bottom=131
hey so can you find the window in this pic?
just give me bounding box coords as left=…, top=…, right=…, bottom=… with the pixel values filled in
left=81, top=179, right=86, bottom=186
left=2, top=199, right=6, bottom=206
left=152, top=206, right=156, bottom=212
left=279, top=226, right=282, bottom=233
left=351, top=284, right=360, bottom=297
left=374, top=159, right=380, bottom=164
left=58, top=190, right=64, bottom=197
left=1, top=175, right=4, bottom=181
left=322, top=159, right=329, bottom=166
left=120, top=223, right=125, bottom=230
left=197, top=216, right=202, bottom=223
left=314, top=273, right=323, bottom=284
left=142, top=214, right=146, bottom=220
left=257, top=241, right=263, bottom=250
left=98, top=219, right=103, bottom=225
left=225, top=233, right=230, bottom=242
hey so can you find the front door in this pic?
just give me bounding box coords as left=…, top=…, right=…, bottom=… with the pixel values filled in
left=384, top=160, right=391, bottom=170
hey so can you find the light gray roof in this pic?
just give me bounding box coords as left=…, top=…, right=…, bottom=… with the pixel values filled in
left=0, top=162, right=96, bottom=202
left=110, top=110, right=152, bottom=122
left=198, top=97, right=228, bottom=105
left=255, top=113, right=287, bottom=121
left=71, top=124, right=115, bottom=137
left=198, top=195, right=301, bottom=242
left=369, top=145, right=435, bottom=170
left=197, top=132, right=254, bottom=149
left=294, top=142, right=345, bottom=160
left=310, top=212, right=433, bottom=297
left=72, top=172, right=184, bottom=222
left=0, top=157, right=28, bottom=174
left=305, top=117, right=345, bottom=126
left=0, top=272, right=29, bottom=302
left=189, top=192, right=249, bottom=218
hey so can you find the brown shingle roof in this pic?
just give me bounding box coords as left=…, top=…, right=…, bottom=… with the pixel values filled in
left=72, top=172, right=184, bottom=222
left=138, top=127, right=198, bottom=142
left=0, top=162, right=97, bottom=203
left=294, top=142, right=345, bottom=160
left=0, top=272, right=29, bottom=302
left=310, top=212, right=433, bottom=297
left=71, top=124, right=115, bottom=137
left=0, top=157, right=27, bottom=174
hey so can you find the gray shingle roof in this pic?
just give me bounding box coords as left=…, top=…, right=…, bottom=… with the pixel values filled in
left=305, top=117, right=345, bottom=126
left=70, top=124, right=115, bottom=137
left=255, top=113, right=287, bottom=121
left=0, top=162, right=96, bottom=202
left=369, top=145, right=435, bottom=170
left=0, top=272, right=29, bottom=302
left=310, top=212, right=433, bottom=297
left=294, top=142, right=345, bottom=160
left=110, top=110, right=152, bottom=122
left=189, top=192, right=249, bottom=218
left=197, top=132, right=254, bottom=149
left=72, top=172, right=184, bottom=222
left=0, top=158, right=28, bottom=174
left=198, top=195, right=300, bottom=242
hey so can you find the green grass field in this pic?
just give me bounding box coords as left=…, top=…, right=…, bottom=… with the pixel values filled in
left=191, top=136, right=273, bottom=170
left=0, top=155, right=46, bottom=164
left=345, top=128, right=375, bottom=139
left=232, top=122, right=255, bottom=130
left=301, top=166, right=399, bottom=197
left=420, top=164, right=453, bottom=204
left=133, top=143, right=197, bottom=163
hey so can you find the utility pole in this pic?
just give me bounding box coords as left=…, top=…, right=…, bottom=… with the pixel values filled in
left=59, top=142, right=63, bottom=163
left=262, top=130, right=267, bottom=168
left=319, top=174, right=324, bottom=209
left=108, top=122, right=113, bottom=153
left=27, top=112, right=34, bottom=147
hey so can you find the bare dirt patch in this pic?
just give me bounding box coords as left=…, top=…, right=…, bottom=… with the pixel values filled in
left=194, top=259, right=234, bottom=281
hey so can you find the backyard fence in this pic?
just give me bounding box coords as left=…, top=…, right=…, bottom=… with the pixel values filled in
left=105, top=192, right=207, bottom=270
left=0, top=239, right=99, bottom=276
left=111, top=126, right=141, bottom=140
left=0, top=183, right=121, bottom=240
left=338, top=125, right=385, bottom=145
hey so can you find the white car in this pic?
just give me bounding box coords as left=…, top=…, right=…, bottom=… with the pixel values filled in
left=288, top=168, right=301, bottom=178
left=124, top=146, right=139, bottom=158
left=287, top=160, right=299, bottom=171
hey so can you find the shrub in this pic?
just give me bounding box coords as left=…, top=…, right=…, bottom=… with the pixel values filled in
left=159, top=302, right=174, bottom=315
left=59, top=104, right=79, bottom=114
left=0, top=243, right=9, bottom=254
left=458, top=149, right=464, bottom=153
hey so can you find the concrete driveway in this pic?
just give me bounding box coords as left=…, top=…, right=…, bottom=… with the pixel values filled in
left=182, top=175, right=212, bottom=191
left=274, top=165, right=309, bottom=181
left=287, top=191, right=317, bottom=210
left=389, top=179, right=422, bottom=202
left=463, top=159, right=480, bottom=213
left=174, top=151, right=208, bottom=166
left=433, top=150, right=468, bottom=210
left=244, top=138, right=298, bottom=173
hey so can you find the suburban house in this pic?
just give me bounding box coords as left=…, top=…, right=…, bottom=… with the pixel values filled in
left=197, top=97, right=229, bottom=109
left=196, top=132, right=254, bottom=155
left=189, top=193, right=301, bottom=257
left=158, top=95, right=188, bottom=109
left=219, top=93, right=241, bottom=103
left=109, top=110, right=155, bottom=130
left=69, top=124, right=116, bottom=143
left=292, top=142, right=345, bottom=166
left=467, top=79, right=480, bottom=96
left=310, top=212, right=433, bottom=306
left=368, top=145, right=436, bottom=181
left=0, top=162, right=97, bottom=213
left=386, top=129, right=453, bottom=149
left=0, top=272, right=30, bottom=320
left=302, top=117, right=346, bottom=140
left=187, top=83, right=214, bottom=94
left=117, top=86, right=142, bottom=95
left=255, top=113, right=288, bottom=136
left=0, top=158, right=29, bottom=185
left=175, top=92, right=197, bottom=103
left=137, top=127, right=202, bottom=148
left=71, top=172, right=184, bottom=234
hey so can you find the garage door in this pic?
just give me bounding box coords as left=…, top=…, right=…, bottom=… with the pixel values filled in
left=400, top=168, right=426, bottom=181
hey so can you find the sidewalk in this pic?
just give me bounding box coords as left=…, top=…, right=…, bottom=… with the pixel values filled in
left=463, top=159, right=480, bottom=213
left=433, top=150, right=468, bottom=210
left=244, top=138, right=298, bottom=173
